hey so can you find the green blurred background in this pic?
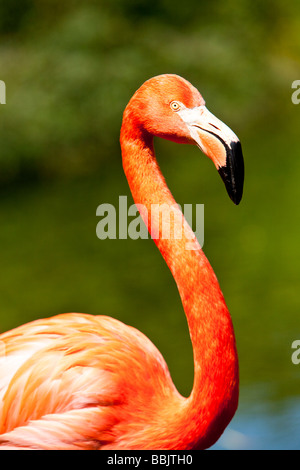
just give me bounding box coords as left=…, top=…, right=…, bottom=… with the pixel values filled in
left=0, top=0, right=299, bottom=449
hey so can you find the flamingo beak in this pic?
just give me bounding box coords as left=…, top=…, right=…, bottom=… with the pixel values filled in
left=178, top=106, right=244, bottom=205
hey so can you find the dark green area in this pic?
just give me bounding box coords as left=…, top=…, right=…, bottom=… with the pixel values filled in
left=0, top=0, right=300, bottom=445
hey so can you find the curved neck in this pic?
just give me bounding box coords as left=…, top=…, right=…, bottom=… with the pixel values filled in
left=120, top=115, right=239, bottom=449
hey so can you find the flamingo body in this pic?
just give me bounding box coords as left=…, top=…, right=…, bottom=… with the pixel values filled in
left=0, top=313, right=179, bottom=449
left=0, top=74, right=244, bottom=450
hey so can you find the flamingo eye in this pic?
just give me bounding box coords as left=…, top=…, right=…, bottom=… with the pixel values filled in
left=170, top=101, right=181, bottom=111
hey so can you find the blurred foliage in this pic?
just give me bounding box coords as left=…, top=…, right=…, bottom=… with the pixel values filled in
left=0, top=0, right=299, bottom=184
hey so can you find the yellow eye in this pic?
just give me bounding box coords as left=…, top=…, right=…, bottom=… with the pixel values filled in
left=170, top=101, right=180, bottom=111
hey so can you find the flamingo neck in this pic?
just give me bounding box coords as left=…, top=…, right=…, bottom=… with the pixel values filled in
left=120, top=117, right=239, bottom=449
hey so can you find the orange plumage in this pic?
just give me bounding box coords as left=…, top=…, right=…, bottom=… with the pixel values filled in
left=0, top=74, right=244, bottom=449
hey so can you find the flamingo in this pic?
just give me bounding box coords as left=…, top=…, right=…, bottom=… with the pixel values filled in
left=0, top=74, right=244, bottom=450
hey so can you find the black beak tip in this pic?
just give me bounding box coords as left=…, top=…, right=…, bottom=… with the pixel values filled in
left=232, top=190, right=243, bottom=206
left=218, top=140, right=244, bottom=205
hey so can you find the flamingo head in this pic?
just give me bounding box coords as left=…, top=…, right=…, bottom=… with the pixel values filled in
left=128, top=74, right=244, bottom=205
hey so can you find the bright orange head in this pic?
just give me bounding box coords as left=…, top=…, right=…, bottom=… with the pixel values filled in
left=123, top=74, right=244, bottom=205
